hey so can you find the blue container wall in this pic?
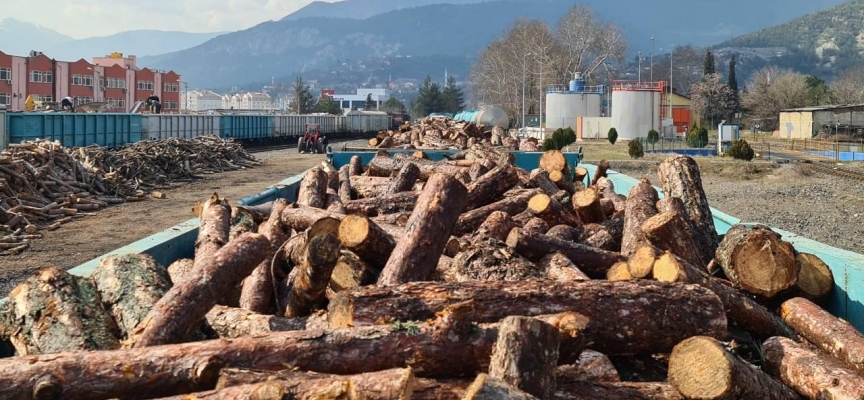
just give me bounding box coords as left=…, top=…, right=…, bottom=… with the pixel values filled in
left=807, top=151, right=864, bottom=161
left=219, top=115, right=275, bottom=139
left=7, top=113, right=142, bottom=148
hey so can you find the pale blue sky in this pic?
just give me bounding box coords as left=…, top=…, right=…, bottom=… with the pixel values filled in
left=4, top=0, right=339, bottom=38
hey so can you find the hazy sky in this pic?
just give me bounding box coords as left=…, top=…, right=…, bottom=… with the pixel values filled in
left=5, top=0, right=339, bottom=38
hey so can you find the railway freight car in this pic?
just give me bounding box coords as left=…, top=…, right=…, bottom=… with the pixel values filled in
left=345, top=110, right=391, bottom=133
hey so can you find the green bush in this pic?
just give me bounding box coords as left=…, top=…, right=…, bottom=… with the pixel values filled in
left=686, top=127, right=709, bottom=148
left=608, top=128, right=618, bottom=145
left=542, top=138, right=558, bottom=151
left=647, top=130, right=659, bottom=144
left=562, top=127, right=576, bottom=145
left=628, top=138, right=645, bottom=159
left=548, top=127, right=577, bottom=150
left=728, top=139, right=755, bottom=161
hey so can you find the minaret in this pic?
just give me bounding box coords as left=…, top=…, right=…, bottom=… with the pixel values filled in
left=445, top=68, right=448, bottom=83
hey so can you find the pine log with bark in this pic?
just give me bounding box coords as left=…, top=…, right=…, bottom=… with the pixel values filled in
left=599, top=198, right=616, bottom=217
left=554, top=382, right=683, bottom=400
left=349, top=155, right=364, bottom=176
left=449, top=239, right=544, bottom=282
left=195, top=193, right=231, bottom=259
left=668, top=336, right=799, bottom=400
left=378, top=174, right=468, bottom=285
left=469, top=163, right=490, bottom=182
left=716, top=224, right=798, bottom=298
left=297, top=167, right=328, bottom=209
left=596, top=177, right=625, bottom=212
left=167, top=259, right=194, bottom=283
left=411, top=379, right=468, bottom=400
left=640, top=211, right=704, bottom=268
left=792, top=253, right=834, bottom=300
left=285, top=233, right=342, bottom=318
left=528, top=170, right=562, bottom=197
left=573, top=167, right=588, bottom=185
left=206, top=368, right=415, bottom=398
left=90, top=254, right=172, bottom=340
left=780, top=297, right=864, bottom=373
left=658, top=155, right=718, bottom=265
left=130, top=233, right=271, bottom=348
left=539, top=252, right=590, bottom=282
left=557, top=350, right=620, bottom=383
left=338, top=215, right=397, bottom=269
left=528, top=193, right=581, bottom=227
left=239, top=199, right=290, bottom=314
left=591, top=160, right=610, bottom=187
left=329, top=251, right=378, bottom=294
left=204, top=305, right=307, bottom=338
left=454, top=189, right=542, bottom=236
left=349, top=175, right=390, bottom=198
left=626, top=245, right=660, bottom=279
left=606, top=262, right=633, bottom=281
left=584, top=229, right=617, bottom=252
left=523, top=218, right=551, bottom=236
left=489, top=316, right=560, bottom=399
left=0, top=267, right=121, bottom=356
left=327, top=280, right=728, bottom=355
left=383, top=162, right=421, bottom=196
left=621, top=179, right=659, bottom=257
left=763, top=336, right=864, bottom=400
left=465, top=165, right=520, bottom=210
left=545, top=225, right=584, bottom=242
left=506, top=229, right=626, bottom=278
left=337, top=165, right=353, bottom=204
left=572, top=188, right=606, bottom=225
left=343, top=191, right=420, bottom=217
left=463, top=374, right=539, bottom=400
left=471, top=211, right=514, bottom=244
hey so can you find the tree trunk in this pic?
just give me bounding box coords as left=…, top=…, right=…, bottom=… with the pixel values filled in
left=716, top=224, right=797, bottom=298
left=450, top=239, right=544, bottom=282
left=540, top=151, right=571, bottom=180
left=349, top=155, right=363, bottom=176
left=763, top=336, right=864, bottom=400
left=205, top=368, right=414, bottom=399
left=343, top=191, right=420, bottom=217
left=349, top=176, right=390, bottom=198
left=669, top=336, right=799, bottom=400
left=0, top=267, right=121, bottom=356
left=327, top=280, right=728, bottom=355
left=558, top=350, right=620, bottom=383
left=297, top=167, right=328, bottom=209
left=640, top=211, right=704, bottom=269
left=454, top=189, right=542, bottom=236
left=573, top=167, right=588, bottom=185
left=572, top=188, right=606, bottom=225
left=506, top=229, right=626, bottom=278
left=195, top=193, right=231, bottom=259
left=545, top=225, right=583, bottom=242
left=621, top=179, right=659, bottom=257
left=469, top=163, right=490, bottom=182
left=383, top=162, right=421, bottom=196
left=329, top=251, right=378, bottom=294
left=472, top=211, right=515, bottom=244
left=792, top=253, right=834, bottom=300
left=653, top=251, right=795, bottom=339
left=596, top=177, right=625, bottom=212
left=599, top=199, right=615, bottom=217
left=463, top=374, right=540, bottom=400
left=657, top=155, right=718, bottom=265
left=338, top=214, right=396, bottom=270
left=591, top=160, right=610, bottom=187
left=204, top=305, right=307, bottom=338
left=90, top=254, right=172, bottom=340
left=780, top=297, right=864, bottom=373
left=466, top=165, right=520, bottom=210
left=528, top=193, right=581, bottom=227
left=523, top=218, right=551, bottom=236
left=606, top=262, right=633, bottom=281
left=239, top=199, right=290, bottom=314
left=539, top=252, right=590, bottom=282
left=550, top=170, right=577, bottom=194
left=285, top=233, right=342, bottom=318
left=555, top=382, right=683, bottom=400
left=528, top=170, right=561, bottom=197
left=130, top=233, right=271, bottom=348
left=584, top=230, right=616, bottom=252
left=337, top=165, right=353, bottom=204
left=379, top=174, right=468, bottom=285
left=411, top=378, right=468, bottom=400
left=489, top=316, right=560, bottom=399
left=280, top=204, right=343, bottom=232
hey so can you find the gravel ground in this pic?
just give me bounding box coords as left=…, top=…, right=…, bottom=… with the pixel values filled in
left=610, top=160, right=864, bottom=255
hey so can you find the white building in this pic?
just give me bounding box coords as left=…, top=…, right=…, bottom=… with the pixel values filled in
left=222, top=94, right=242, bottom=110
left=331, top=88, right=390, bottom=112
left=242, top=92, right=272, bottom=110
left=185, top=90, right=222, bottom=112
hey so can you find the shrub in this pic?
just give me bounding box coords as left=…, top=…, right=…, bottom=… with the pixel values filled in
left=608, top=128, right=618, bottom=145
left=728, top=139, right=755, bottom=161
left=647, top=130, right=659, bottom=144
left=628, top=138, right=645, bottom=159
left=562, top=127, right=577, bottom=145
left=542, top=138, right=558, bottom=151
left=686, top=127, right=709, bottom=148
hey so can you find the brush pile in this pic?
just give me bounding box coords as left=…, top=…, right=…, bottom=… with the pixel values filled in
left=1, top=149, right=860, bottom=400
left=368, top=116, right=518, bottom=151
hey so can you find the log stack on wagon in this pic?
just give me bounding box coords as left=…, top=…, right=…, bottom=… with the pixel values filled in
left=0, top=150, right=861, bottom=400
left=368, top=116, right=520, bottom=151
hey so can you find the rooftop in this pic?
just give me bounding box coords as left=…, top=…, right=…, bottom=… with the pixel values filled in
left=780, top=104, right=864, bottom=112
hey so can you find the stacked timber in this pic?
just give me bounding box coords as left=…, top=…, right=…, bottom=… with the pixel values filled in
left=0, top=151, right=857, bottom=400
left=0, top=137, right=259, bottom=253
left=368, top=116, right=506, bottom=150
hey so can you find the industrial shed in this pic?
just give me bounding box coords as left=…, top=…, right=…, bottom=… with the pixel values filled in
left=778, top=104, right=864, bottom=139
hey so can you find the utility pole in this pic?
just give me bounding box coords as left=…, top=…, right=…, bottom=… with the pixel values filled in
left=522, top=58, right=526, bottom=129
left=638, top=52, right=642, bottom=83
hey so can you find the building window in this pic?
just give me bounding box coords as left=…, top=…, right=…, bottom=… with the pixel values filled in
left=0, top=93, right=10, bottom=105
left=83, top=75, right=94, bottom=87
left=137, top=81, right=154, bottom=91
left=0, top=68, right=10, bottom=81
left=164, top=83, right=179, bottom=92
left=107, top=78, right=116, bottom=88
left=42, top=95, right=53, bottom=102
left=44, top=72, right=53, bottom=84
left=72, top=75, right=83, bottom=85
left=118, top=79, right=126, bottom=89
left=118, top=99, right=126, bottom=108
left=30, top=71, right=43, bottom=82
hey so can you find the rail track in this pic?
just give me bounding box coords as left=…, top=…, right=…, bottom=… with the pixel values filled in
left=796, top=162, right=864, bottom=183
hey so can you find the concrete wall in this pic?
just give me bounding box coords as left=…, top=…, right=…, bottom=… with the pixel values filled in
left=778, top=111, right=815, bottom=139
left=580, top=117, right=612, bottom=140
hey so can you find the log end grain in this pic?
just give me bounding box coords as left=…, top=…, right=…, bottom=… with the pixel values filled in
left=717, top=224, right=798, bottom=298
left=627, top=246, right=659, bottom=279
left=606, top=262, right=633, bottom=281
left=793, top=253, right=834, bottom=300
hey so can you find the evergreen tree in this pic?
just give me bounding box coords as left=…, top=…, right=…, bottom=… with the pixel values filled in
left=291, top=76, right=315, bottom=114
left=805, top=75, right=831, bottom=106
left=703, top=49, right=716, bottom=76
left=364, top=93, right=376, bottom=110
left=727, top=55, right=738, bottom=93
left=410, top=76, right=443, bottom=118
left=316, top=94, right=343, bottom=115
left=441, top=76, right=465, bottom=114
left=381, top=97, right=406, bottom=114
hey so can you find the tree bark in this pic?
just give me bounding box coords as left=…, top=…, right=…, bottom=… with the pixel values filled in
left=557, top=350, right=620, bottom=383
left=327, top=280, right=728, bottom=355
left=411, top=378, right=468, bottom=400
left=763, top=336, right=864, bottom=400
left=469, top=163, right=490, bottom=182
left=329, top=250, right=378, bottom=294
left=591, top=160, right=610, bottom=187
left=792, top=253, right=834, bottom=300
left=640, top=211, right=704, bottom=269
left=539, top=252, right=590, bottom=282
left=716, top=224, right=797, bottom=298
left=489, top=316, right=560, bottom=399
left=506, top=229, right=626, bottom=278
left=472, top=211, right=515, bottom=244
left=343, top=191, right=420, bottom=217
left=463, top=374, right=540, bottom=400
left=596, top=177, right=625, bottom=212
left=528, top=193, right=581, bottom=227
left=90, top=254, right=172, bottom=340
left=349, top=155, right=363, bottom=176
left=653, top=251, right=795, bottom=339
left=545, top=225, right=583, bottom=242
left=780, top=297, right=864, bottom=374
left=584, top=229, right=616, bottom=252
left=383, top=162, right=421, bottom=196
left=669, top=336, right=799, bottom=400
left=338, top=214, right=397, bottom=269
left=528, top=170, right=561, bottom=197
left=523, top=218, right=551, bottom=236
left=195, top=193, right=231, bottom=259
left=349, top=175, right=390, bottom=198
left=599, top=199, right=615, bottom=217
left=0, top=267, right=121, bottom=356
left=450, top=240, right=544, bottom=282
left=239, top=199, right=290, bottom=314
left=379, top=174, right=468, bottom=285
left=297, top=167, right=328, bottom=209
left=657, top=155, right=718, bottom=265
left=280, top=203, right=343, bottom=232
left=337, top=165, right=353, bottom=204
left=204, top=305, right=307, bottom=338
left=550, top=170, right=577, bottom=194
left=285, top=233, right=342, bottom=318
left=368, top=152, right=465, bottom=179
left=130, top=233, right=271, bottom=348
left=555, top=382, right=683, bottom=400
left=621, top=179, right=659, bottom=257
left=572, top=188, right=606, bottom=225
left=204, top=368, right=414, bottom=399
left=454, top=189, right=541, bottom=236
left=465, top=165, right=520, bottom=210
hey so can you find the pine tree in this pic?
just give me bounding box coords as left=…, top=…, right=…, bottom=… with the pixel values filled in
left=410, top=76, right=443, bottom=118
left=703, top=49, right=716, bottom=76
left=441, top=76, right=465, bottom=114
left=381, top=97, right=406, bottom=114
left=291, top=76, right=315, bottom=114
left=316, top=94, right=343, bottom=115
left=364, top=93, right=376, bottom=110
left=727, top=55, right=738, bottom=93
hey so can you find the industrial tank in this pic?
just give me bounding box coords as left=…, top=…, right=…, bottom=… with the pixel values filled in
left=545, top=72, right=603, bottom=131
left=611, top=91, right=661, bottom=140
left=455, top=106, right=509, bottom=129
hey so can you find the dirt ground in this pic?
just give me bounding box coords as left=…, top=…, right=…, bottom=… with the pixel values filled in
left=0, top=150, right=323, bottom=297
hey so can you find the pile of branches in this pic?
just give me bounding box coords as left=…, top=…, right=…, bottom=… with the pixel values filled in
left=369, top=116, right=519, bottom=151
left=0, top=150, right=858, bottom=400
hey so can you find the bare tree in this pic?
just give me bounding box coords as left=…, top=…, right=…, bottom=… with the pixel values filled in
left=554, top=5, right=627, bottom=83
left=690, top=73, right=739, bottom=127
left=742, top=66, right=809, bottom=131
left=831, top=66, right=864, bottom=105
left=651, top=45, right=707, bottom=95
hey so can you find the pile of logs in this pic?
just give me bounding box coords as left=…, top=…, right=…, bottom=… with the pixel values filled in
left=0, top=137, right=259, bottom=253
left=368, top=116, right=518, bottom=151
left=0, top=149, right=860, bottom=400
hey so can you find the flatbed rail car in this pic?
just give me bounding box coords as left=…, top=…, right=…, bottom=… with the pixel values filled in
left=21, top=152, right=864, bottom=332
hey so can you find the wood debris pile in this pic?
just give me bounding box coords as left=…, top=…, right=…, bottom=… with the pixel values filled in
left=0, top=137, right=258, bottom=253
left=0, top=149, right=860, bottom=400
left=369, top=116, right=518, bottom=151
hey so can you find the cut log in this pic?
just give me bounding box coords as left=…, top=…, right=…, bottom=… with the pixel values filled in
left=239, top=199, right=290, bottom=314
left=489, top=316, right=560, bottom=399
left=0, top=267, right=121, bottom=356
left=763, top=336, right=864, bottom=400
left=204, top=305, right=307, bottom=338
left=466, top=165, right=520, bottom=209
left=584, top=229, right=616, bottom=252
left=620, top=178, right=659, bottom=257
left=371, top=212, right=410, bottom=228
left=280, top=204, right=343, bottom=233
left=590, top=160, right=610, bottom=187
left=327, top=280, right=728, bottom=355
left=167, top=259, right=194, bottom=283
left=349, top=155, right=364, bottom=176
left=523, top=218, right=551, bottom=236
left=444, top=237, right=464, bottom=257
left=573, top=167, right=588, bottom=185
left=337, top=165, right=353, bottom=204
left=657, top=155, right=718, bottom=265
left=640, top=211, right=704, bottom=268
left=384, top=162, right=421, bottom=195
left=285, top=233, right=342, bottom=318
left=653, top=251, right=795, bottom=339
left=606, top=262, right=633, bottom=281
left=350, top=175, right=390, bottom=198
left=550, top=170, right=577, bottom=194
left=455, top=168, right=473, bottom=186
left=329, top=251, right=378, bottom=294
left=528, top=170, right=561, bottom=197
left=780, top=297, right=864, bottom=373
left=627, top=245, right=660, bottom=279
left=463, top=374, right=539, bottom=400
left=506, top=229, right=626, bottom=278
left=343, top=191, right=420, bottom=217
left=450, top=239, right=544, bottom=282
left=716, top=224, right=797, bottom=298
left=130, top=233, right=271, bottom=348
left=454, top=189, right=542, bottom=236
left=539, top=252, right=590, bottom=282
left=668, top=336, right=799, bottom=400
left=792, top=253, right=834, bottom=300
left=599, top=198, right=615, bottom=217
left=378, top=174, right=468, bottom=285
left=469, top=163, right=490, bottom=182
left=540, top=150, right=571, bottom=178
left=338, top=215, right=397, bottom=269
left=195, top=193, right=231, bottom=259
left=557, top=350, right=620, bottom=383
left=528, top=193, right=581, bottom=227
left=572, top=188, right=605, bottom=225
left=472, top=211, right=514, bottom=244
left=90, top=254, right=171, bottom=340
left=411, top=378, right=468, bottom=400
left=209, top=368, right=414, bottom=398
left=545, top=225, right=583, bottom=242
left=297, top=167, right=328, bottom=209
left=554, top=382, right=683, bottom=400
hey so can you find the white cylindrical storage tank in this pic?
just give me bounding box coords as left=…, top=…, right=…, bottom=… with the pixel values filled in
left=474, top=107, right=509, bottom=129
left=611, top=91, right=661, bottom=140
left=545, top=93, right=602, bottom=131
